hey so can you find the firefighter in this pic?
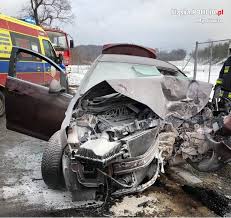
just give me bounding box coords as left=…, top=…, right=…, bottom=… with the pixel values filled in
left=213, top=44, right=231, bottom=102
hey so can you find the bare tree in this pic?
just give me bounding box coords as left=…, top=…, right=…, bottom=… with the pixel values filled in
left=20, top=0, right=74, bottom=26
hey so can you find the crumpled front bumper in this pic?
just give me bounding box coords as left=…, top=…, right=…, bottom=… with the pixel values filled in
left=66, top=127, right=162, bottom=200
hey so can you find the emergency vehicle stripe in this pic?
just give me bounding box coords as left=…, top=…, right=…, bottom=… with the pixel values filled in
left=0, top=18, right=39, bottom=37
left=0, top=60, right=46, bottom=73
left=0, top=19, right=8, bottom=29
left=0, top=72, right=51, bottom=87
left=0, top=61, right=9, bottom=72
left=0, top=33, right=10, bottom=37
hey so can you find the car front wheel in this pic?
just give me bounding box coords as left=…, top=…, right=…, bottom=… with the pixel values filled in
left=41, top=131, right=66, bottom=189
left=0, top=91, right=5, bottom=117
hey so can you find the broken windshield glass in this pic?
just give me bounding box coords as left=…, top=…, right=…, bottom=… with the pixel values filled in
left=131, top=65, right=161, bottom=76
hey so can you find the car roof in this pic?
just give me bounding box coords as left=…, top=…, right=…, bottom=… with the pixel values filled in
left=97, top=54, right=180, bottom=72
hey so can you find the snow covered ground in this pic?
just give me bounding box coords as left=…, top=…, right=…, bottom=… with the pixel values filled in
left=66, top=65, right=90, bottom=86
left=67, top=61, right=223, bottom=88
left=170, top=60, right=222, bottom=85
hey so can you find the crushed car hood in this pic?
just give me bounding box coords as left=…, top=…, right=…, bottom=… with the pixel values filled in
left=62, top=76, right=213, bottom=129
left=82, top=76, right=212, bottom=120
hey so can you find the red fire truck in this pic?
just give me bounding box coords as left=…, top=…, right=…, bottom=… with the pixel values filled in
left=44, top=28, right=74, bottom=66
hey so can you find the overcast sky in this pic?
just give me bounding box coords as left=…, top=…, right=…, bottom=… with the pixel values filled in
left=0, top=0, right=230, bottom=51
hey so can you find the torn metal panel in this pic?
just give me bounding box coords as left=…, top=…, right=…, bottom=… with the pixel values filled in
left=81, top=76, right=212, bottom=121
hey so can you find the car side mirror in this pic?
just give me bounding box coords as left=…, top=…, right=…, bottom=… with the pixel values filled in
left=70, top=40, right=74, bottom=49
left=49, top=79, right=66, bottom=93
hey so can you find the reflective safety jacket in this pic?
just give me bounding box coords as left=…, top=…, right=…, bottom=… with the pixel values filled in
left=216, top=56, right=231, bottom=97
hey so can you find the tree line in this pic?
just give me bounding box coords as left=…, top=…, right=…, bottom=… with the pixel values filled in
left=70, top=46, right=188, bottom=65
left=157, top=49, right=187, bottom=61
left=193, top=42, right=229, bottom=64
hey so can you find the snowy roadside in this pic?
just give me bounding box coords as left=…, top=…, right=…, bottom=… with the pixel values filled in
left=66, top=65, right=90, bottom=87
left=170, top=60, right=221, bottom=85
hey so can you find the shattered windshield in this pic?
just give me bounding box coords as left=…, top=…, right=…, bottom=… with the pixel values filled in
left=131, top=65, right=161, bottom=76
left=81, top=61, right=184, bottom=93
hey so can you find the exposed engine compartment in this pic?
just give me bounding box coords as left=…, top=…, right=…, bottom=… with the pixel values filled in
left=73, top=94, right=159, bottom=142
left=64, top=90, right=231, bottom=201
left=65, top=93, right=163, bottom=200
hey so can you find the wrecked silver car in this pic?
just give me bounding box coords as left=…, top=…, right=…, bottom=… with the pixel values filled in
left=5, top=46, right=231, bottom=202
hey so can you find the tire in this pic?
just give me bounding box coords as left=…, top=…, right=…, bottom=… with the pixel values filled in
left=0, top=91, right=5, bottom=117
left=41, top=131, right=65, bottom=189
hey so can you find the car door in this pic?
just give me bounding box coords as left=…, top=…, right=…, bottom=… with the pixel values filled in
left=5, top=46, right=72, bottom=141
